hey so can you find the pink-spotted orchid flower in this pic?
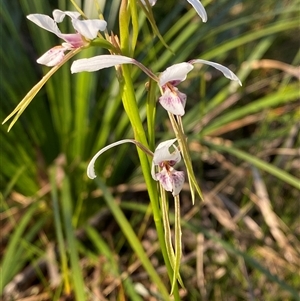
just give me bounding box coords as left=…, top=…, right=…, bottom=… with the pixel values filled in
left=151, top=139, right=185, bottom=196
left=158, top=60, right=242, bottom=116
left=141, top=0, right=207, bottom=22
left=86, top=138, right=184, bottom=196
left=27, top=10, right=107, bottom=66
left=71, top=55, right=241, bottom=116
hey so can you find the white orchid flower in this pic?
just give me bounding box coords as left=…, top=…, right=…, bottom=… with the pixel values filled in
left=86, top=138, right=184, bottom=195
left=140, top=0, right=207, bottom=22
left=27, top=9, right=107, bottom=66
left=158, top=60, right=242, bottom=116
left=71, top=55, right=241, bottom=116
left=151, top=139, right=185, bottom=196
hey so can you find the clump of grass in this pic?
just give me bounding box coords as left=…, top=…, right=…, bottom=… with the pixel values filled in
left=1, top=0, right=299, bottom=300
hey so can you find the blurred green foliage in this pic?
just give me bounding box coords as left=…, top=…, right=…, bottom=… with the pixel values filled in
left=1, top=0, right=299, bottom=300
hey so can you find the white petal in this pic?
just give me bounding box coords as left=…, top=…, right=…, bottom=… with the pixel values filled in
left=156, top=169, right=173, bottom=193
left=27, top=14, right=61, bottom=36
left=71, top=55, right=135, bottom=73
left=87, top=139, right=136, bottom=179
left=140, top=0, right=157, bottom=6
left=171, top=170, right=185, bottom=196
left=191, top=59, right=242, bottom=85
left=36, top=46, right=67, bottom=66
left=159, top=87, right=186, bottom=116
left=159, top=62, right=194, bottom=87
left=186, top=0, right=207, bottom=22
left=53, top=9, right=81, bottom=23
left=151, top=161, right=157, bottom=181
left=155, top=168, right=185, bottom=195
left=153, top=139, right=181, bottom=165
left=72, top=19, right=107, bottom=40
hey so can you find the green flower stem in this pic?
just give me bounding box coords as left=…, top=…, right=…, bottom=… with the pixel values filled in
left=171, top=195, right=183, bottom=294
left=169, top=113, right=204, bottom=203
left=119, top=3, right=180, bottom=297
left=146, top=78, right=157, bottom=150
left=120, top=65, right=181, bottom=299
left=129, top=0, right=139, bottom=55
left=119, top=0, right=130, bottom=55
left=159, top=185, right=184, bottom=291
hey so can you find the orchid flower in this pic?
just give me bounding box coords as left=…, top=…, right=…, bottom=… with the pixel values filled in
left=151, top=139, right=185, bottom=196
left=158, top=60, right=242, bottom=116
left=141, top=0, right=207, bottom=22
left=71, top=55, right=241, bottom=116
left=27, top=9, right=107, bottom=66
left=86, top=138, right=184, bottom=195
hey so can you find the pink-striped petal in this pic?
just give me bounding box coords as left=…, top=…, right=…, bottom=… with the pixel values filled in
left=156, top=168, right=173, bottom=192
left=36, top=45, right=68, bottom=66
left=156, top=168, right=185, bottom=196
left=159, top=87, right=186, bottom=116
left=170, top=170, right=185, bottom=196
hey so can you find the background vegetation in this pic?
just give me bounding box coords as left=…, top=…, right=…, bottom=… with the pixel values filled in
left=1, top=0, right=299, bottom=300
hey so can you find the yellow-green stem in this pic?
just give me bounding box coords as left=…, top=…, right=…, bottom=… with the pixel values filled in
left=120, top=65, right=181, bottom=299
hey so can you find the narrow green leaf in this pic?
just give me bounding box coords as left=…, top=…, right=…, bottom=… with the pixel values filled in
left=50, top=168, right=71, bottom=295
left=204, top=141, right=299, bottom=190
left=0, top=202, right=39, bottom=292
left=61, top=178, right=86, bottom=300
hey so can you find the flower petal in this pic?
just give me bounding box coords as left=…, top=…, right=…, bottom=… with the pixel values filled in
left=140, top=0, right=157, bottom=6
left=72, top=19, right=107, bottom=40
left=159, top=87, right=186, bottom=116
left=159, top=62, right=194, bottom=87
left=153, top=138, right=181, bottom=165
left=36, top=45, right=68, bottom=66
left=155, top=168, right=173, bottom=193
left=60, top=33, right=84, bottom=48
left=171, top=170, right=185, bottom=196
left=190, top=59, right=242, bottom=85
left=71, top=55, right=135, bottom=73
left=27, top=14, right=61, bottom=36
left=155, top=168, right=185, bottom=195
left=52, top=9, right=81, bottom=23
left=186, top=0, right=207, bottom=22
left=87, top=139, right=136, bottom=179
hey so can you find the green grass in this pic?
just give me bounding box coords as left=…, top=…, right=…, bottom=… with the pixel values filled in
left=1, top=0, right=299, bottom=300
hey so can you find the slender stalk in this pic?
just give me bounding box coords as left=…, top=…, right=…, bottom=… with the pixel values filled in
left=117, top=2, right=181, bottom=297
left=119, top=66, right=181, bottom=299
left=50, top=168, right=71, bottom=295
left=171, top=195, right=183, bottom=294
